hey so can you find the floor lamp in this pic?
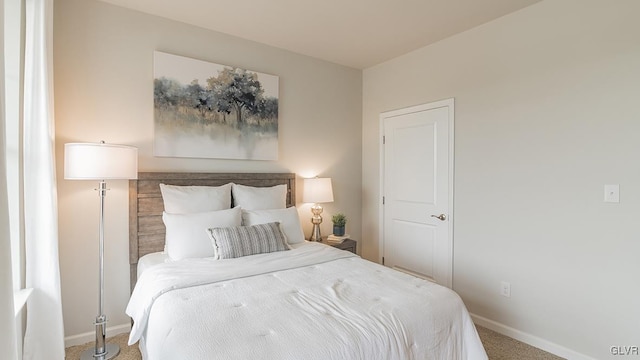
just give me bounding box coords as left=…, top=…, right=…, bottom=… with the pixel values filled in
left=64, top=141, right=138, bottom=360
left=303, top=177, right=334, bottom=241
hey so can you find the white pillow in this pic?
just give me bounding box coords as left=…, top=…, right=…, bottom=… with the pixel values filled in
left=231, top=183, right=287, bottom=210
left=159, top=183, right=232, bottom=213
left=242, top=206, right=306, bottom=244
left=163, top=207, right=241, bottom=260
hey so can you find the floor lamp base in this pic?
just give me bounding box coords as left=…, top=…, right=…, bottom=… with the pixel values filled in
left=80, top=343, right=120, bottom=360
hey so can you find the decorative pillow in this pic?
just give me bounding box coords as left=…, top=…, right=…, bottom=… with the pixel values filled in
left=241, top=207, right=306, bottom=245
left=231, top=183, right=287, bottom=210
left=160, top=183, right=231, bottom=213
left=163, top=207, right=241, bottom=260
left=207, top=222, right=288, bottom=260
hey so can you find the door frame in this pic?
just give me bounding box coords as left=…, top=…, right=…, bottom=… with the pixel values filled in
left=378, top=98, right=455, bottom=288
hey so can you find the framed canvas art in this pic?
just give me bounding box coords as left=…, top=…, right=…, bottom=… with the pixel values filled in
left=153, top=51, right=279, bottom=160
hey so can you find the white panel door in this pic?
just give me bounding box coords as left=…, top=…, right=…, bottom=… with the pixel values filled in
left=381, top=99, right=453, bottom=287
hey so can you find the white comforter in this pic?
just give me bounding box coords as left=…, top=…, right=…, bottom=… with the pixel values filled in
left=127, top=243, right=487, bottom=360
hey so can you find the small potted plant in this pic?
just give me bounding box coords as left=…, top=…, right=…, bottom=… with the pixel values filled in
left=331, top=213, right=347, bottom=236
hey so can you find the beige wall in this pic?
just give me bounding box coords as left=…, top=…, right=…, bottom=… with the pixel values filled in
left=363, top=0, right=640, bottom=359
left=54, top=0, right=362, bottom=340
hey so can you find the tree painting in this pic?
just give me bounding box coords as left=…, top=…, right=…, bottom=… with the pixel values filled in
left=153, top=51, right=279, bottom=160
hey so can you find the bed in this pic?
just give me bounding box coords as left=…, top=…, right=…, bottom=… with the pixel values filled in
left=126, top=172, right=487, bottom=360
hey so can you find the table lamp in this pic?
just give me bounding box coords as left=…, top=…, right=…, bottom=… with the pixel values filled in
left=302, top=177, right=333, bottom=241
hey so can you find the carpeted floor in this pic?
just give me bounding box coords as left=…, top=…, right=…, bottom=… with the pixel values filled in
left=475, top=326, right=564, bottom=360
left=65, top=325, right=565, bottom=359
left=65, top=333, right=139, bottom=360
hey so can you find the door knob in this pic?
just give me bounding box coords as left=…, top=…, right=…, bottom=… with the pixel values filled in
left=431, top=214, right=446, bottom=221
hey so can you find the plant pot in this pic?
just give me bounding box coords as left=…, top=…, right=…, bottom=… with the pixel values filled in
left=333, top=225, right=345, bottom=236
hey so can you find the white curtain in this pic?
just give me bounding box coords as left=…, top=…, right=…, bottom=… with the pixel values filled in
left=1, top=1, right=20, bottom=357
left=0, top=163, right=19, bottom=360
left=1, top=109, right=20, bottom=360
left=22, top=0, right=65, bottom=359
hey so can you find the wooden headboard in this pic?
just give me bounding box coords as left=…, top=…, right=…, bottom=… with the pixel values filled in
left=129, top=172, right=296, bottom=292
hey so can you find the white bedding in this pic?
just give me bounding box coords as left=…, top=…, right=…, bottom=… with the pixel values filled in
left=127, top=242, right=487, bottom=360
left=136, top=251, right=169, bottom=278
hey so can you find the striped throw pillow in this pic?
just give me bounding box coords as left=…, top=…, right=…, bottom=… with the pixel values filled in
left=207, top=222, right=289, bottom=259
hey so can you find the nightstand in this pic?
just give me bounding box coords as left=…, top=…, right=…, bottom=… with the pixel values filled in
left=322, top=237, right=357, bottom=254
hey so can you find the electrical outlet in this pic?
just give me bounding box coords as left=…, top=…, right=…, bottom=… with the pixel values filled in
left=604, top=184, right=620, bottom=203
left=500, top=281, right=511, bottom=298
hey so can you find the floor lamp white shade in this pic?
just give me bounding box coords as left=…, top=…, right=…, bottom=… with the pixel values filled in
left=64, top=141, right=137, bottom=360
left=64, top=142, right=138, bottom=180
left=303, top=177, right=334, bottom=241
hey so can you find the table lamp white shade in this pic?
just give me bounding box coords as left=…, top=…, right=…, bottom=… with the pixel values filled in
left=303, top=177, right=334, bottom=204
left=64, top=142, right=138, bottom=180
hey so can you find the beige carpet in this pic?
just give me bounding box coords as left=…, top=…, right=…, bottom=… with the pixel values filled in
left=475, top=326, right=564, bottom=360
left=66, top=326, right=565, bottom=359
left=65, top=333, right=139, bottom=360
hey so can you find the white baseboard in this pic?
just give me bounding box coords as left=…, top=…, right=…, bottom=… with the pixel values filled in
left=64, top=323, right=131, bottom=348
left=471, top=313, right=597, bottom=360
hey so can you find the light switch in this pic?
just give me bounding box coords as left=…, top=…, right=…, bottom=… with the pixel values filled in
left=604, top=184, right=620, bottom=203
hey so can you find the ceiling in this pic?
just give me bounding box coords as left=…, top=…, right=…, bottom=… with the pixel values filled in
left=98, top=0, right=542, bottom=69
